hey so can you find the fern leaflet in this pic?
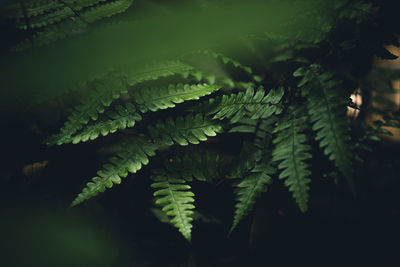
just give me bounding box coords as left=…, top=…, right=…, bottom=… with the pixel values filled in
left=148, top=114, right=223, bottom=146
left=125, top=60, right=194, bottom=86
left=163, top=151, right=224, bottom=183
left=47, top=75, right=126, bottom=145
left=151, top=170, right=195, bottom=241
left=71, top=136, right=157, bottom=206
left=296, top=66, right=353, bottom=182
left=67, top=103, right=141, bottom=144
left=231, top=156, right=274, bottom=232
left=272, top=110, right=312, bottom=212
left=133, top=83, right=221, bottom=113
left=197, top=86, right=284, bottom=123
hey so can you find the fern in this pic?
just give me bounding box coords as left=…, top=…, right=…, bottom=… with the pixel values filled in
left=67, top=103, right=141, bottom=144
left=148, top=114, right=223, bottom=146
left=47, top=75, right=126, bottom=145
left=272, top=110, right=312, bottom=212
left=65, top=83, right=220, bottom=144
left=71, top=136, right=157, bottom=206
left=296, top=66, right=353, bottom=182
left=133, top=83, right=221, bottom=113
left=151, top=169, right=195, bottom=241
left=125, top=60, right=194, bottom=86
left=9, top=0, right=132, bottom=50
left=84, top=0, right=132, bottom=23
left=162, top=151, right=224, bottom=183
left=198, top=86, right=284, bottom=123
left=231, top=154, right=275, bottom=232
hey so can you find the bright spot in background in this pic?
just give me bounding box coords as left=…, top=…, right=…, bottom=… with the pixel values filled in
left=347, top=92, right=362, bottom=119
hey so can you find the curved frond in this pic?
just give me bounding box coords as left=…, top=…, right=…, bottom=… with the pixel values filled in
left=272, top=110, right=312, bottom=212
left=231, top=157, right=275, bottom=232
left=151, top=170, right=195, bottom=241
left=71, top=136, right=157, bottom=206
left=84, top=0, right=133, bottom=23
left=198, top=86, right=284, bottom=123
left=132, top=83, right=221, bottom=113
left=163, top=151, right=224, bottom=183
left=148, top=114, right=223, bottom=146
left=297, top=66, right=353, bottom=181
left=67, top=103, right=141, bottom=144
left=125, top=60, right=194, bottom=86
left=47, top=75, right=127, bottom=145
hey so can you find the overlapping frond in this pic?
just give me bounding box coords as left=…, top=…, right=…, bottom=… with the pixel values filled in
left=84, top=0, right=132, bottom=23
left=47, top=75, right=126, bottom=145
left=125, top=60, right=194, bottom=86
left=71, top=136, right=157, bottom=206
left=132, top=83, right=221, bottom=113
left=272, top=110, right=312, bottom=212
left=231, top=155, right=275, bottom=232
left=151, top=170, right=195, bottom=241
left=295, top=65, right=353, bottom=182
left=162, top=151, right=224, bottom=183
left=9, top=0, right=132, bottom=50
left=197, top=86, right=284, bottom=123
left=148, top=114, right=223, bottom=146
left=66, top=103, right=141, bottom=144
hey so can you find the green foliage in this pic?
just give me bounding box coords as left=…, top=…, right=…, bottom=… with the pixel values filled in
left=9, top=0, right=398, bottom=243
left=71, top=136, right=157, bottom=206
left=196, top=86, right=284, bottom=123
left=161, top=151, right=225, bottom=183
left=231, top=151, right=275, bottom=232
left=272, top=109, right=312, bottom=212
left=67, top=103, right=141, bottom=144
left=8, top=0, right=133, bottom=51
left=151, top=170, right=195, bottom=241
left=295, top=65, right=353, bottom=182
left=47, top=75, right=127, bottom=145
left=148, top=114, right=223, bottom=146
left=132, top=83, right=221, bottom=113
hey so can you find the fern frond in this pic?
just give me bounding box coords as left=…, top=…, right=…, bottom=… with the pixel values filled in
left=12, top=19, right=87, bottom=51
left=308, top=85, right=353, bottom=180
left=47, top=75, right=126, bottom=145
left=202, top=50, right=254, bottom=75
left=71, top=136, right=157, bottom=206
left=125, top=60, right=194, bottom=86
left=151, top=170, right=195, bottom=241
left=201, top=86, right=284, bottom=123
left=132, top=83, right=221, bottom=113
left=163, top=151, right=224, bottom=183
left=84, top=0, right=133, bottom=23
left=148, top=114, right=223, bottom=146
left=297, top=66, right=353, bottom=181
left=5, top=0, right=64, bottom=19
left=67, top=103, right=141, bottom=144
left=272, top=110, right=311, bottom=212
left=231, top=157, right=274, bottom=232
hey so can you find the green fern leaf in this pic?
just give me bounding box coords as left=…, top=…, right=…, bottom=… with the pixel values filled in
left=132, top=83, right=221, bottom=113
left=47, top=75, right=126, bottom=145
left=148, top=114, right=223, bottom=146
left=306, top=73, right=353, bottom=181
left=272, top=110, right=312, bottom=212
left=71, top=136, right=157, bottom=206
left=203, top=86, right=284, bottom=123
left=151, top=170, right=195, bottom=241
left=231, top=157, right=274, bottom=232
left=125, top=60, right=194, bottom=86
left=67, top=103, right=141, bottom=144
left=163, top=151, right=224, bottom=183
left=84, top=0, right=133, bottom=23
